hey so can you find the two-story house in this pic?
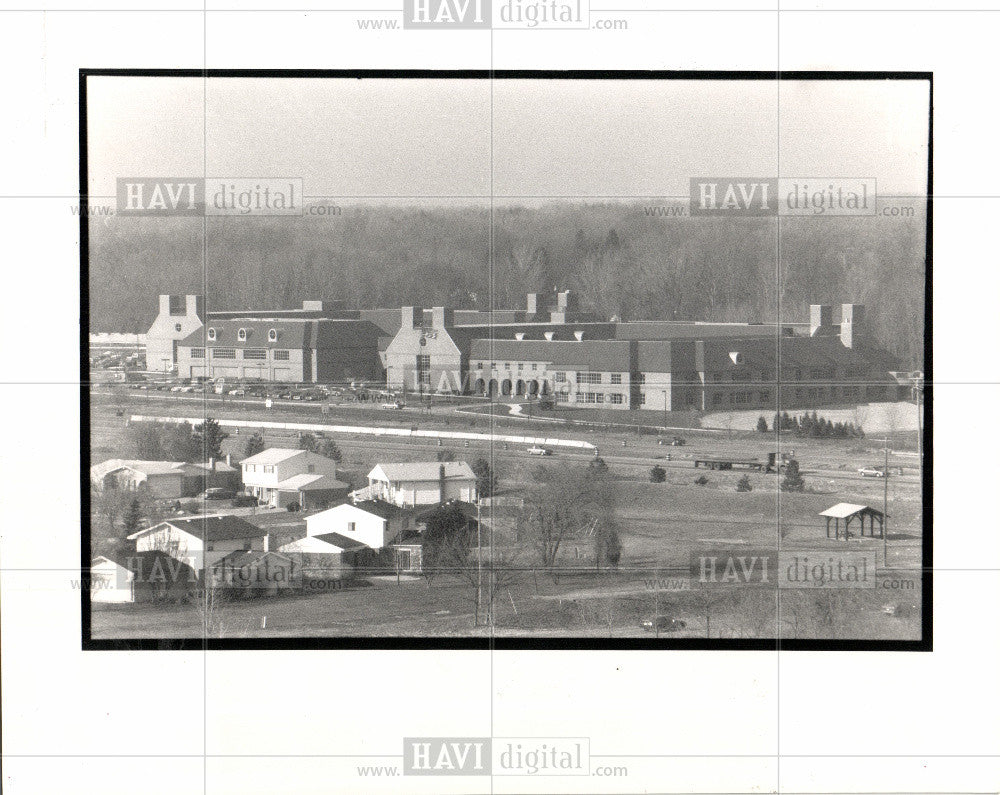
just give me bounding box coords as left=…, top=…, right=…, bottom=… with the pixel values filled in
left=126, top=514, right=268, bottom=573
left=240, top=448, right=349, bottom=509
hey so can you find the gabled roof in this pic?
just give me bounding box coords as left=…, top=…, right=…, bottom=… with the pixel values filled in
left=469, top=339, right=631, bottom=371
left=127, top=514, right=263, bottom=542
left=313, top=531, right=371, bottom=552
left=241, top=448, right=306, bottom=466
left=183, top=460, right=237, bottom=474
left=91, top=458, right=186, bottom=479
left=369, top=461, right=475, bottom=483
left=819, top=503, right=885, bottom=519
left=211, top=550, right=293, bottom=569
left=276, top=473, right=350, bottom=492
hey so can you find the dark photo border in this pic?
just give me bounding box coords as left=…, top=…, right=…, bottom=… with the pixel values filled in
left=80, top=69, right=933, bottom=652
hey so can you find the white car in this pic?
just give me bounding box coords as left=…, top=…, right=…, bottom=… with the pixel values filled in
left=858, top=466, right=886, bottom=478
left=381, top=401, right=403, bottom=410
left=527, top=445, right=552, bottom=456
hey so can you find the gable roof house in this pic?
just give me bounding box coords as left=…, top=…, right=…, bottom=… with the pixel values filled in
left=90, top=551, right=198, bottom=604
left=241, top=448, right=349, bottom=510
left=126, top=514, right=268, bottom=572
left=91, top=458, right=239, bottom=498
left=354, top=461, right=477, bottom=508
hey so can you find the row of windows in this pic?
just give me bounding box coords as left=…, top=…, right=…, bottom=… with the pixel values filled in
left=206, top=327, right=281, bottom=342
left=576, top=372, right=602, bottom=384
left=191, top=348, right=291, bottom=360
left=574, top=392, right=628, bottom=404
left=474, top=361, right=542, bottom=371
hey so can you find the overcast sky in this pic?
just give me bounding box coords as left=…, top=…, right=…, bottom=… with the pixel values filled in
left=87, top=76, right=929, bottom=199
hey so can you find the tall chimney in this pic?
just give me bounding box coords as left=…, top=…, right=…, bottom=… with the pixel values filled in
left=840, top=304, right=865, bottom=349
left=439, top=464, right=446, bottom=504
left=401, top=307, right=416, bottom=328
left=525, top=293, right=537, bottom=315
left=809, top=305, right=833, bottom=337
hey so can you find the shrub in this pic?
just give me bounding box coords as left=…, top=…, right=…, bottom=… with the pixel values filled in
left=650, top=465, right=666, bottom=483
left=286, top=502, right=301, bottom=512
left=736, top=474, right=753, bottom=492
left=589, top=457, right=609, bottom=475
left=694, top=475, right=709, bottom=486
left=780, top=459, right=805, bottom=492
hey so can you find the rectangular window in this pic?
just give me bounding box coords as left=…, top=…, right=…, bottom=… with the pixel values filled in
left=556, top=392, right=569, bottom=402
left=610, top=373, right=622, bottom=384
left=347, top=522, right=356, bottom=533
left=517, top=363, right=524, bottom=371
left=638, top=394, right=646, bottom=405
left=759, top=391, right=771, bottom=402
left=531, top=363, right=537, bottom=371
left=212, top=348, right=236, bottom=359
left=635, top=373, right=646, bottom=385
left=274, top=350, right=290, bottom=361
left=243, top=348, right=267, bottom=360
left=712, top=393, right=722, bottom=405
left=190, top=348, right=205, bottom=358
left=168, top=295, right=185, bottom=316
left=476, top=362, right=483, bottom=370
left=264, top=465, right=274, bottom=474
left=576, top=372, right=602, bottom=384
left=609, top=393, right=623, bottom=404
left=416, top=355, right=431, bottom=371
left=596, top=393, right=604, bottom=403
left=554, top=372, right=566, bottom=382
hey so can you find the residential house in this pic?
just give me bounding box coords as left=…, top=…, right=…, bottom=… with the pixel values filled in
left=208, top=550, right=298, bottom=596
left=354, top=462, right=477, bottom=507
left=90, top=458, right=238, bottom=499
left=90, top=551, right=198, bottom=603
left=241, top=448, right=348, bottom=509
left=126, top=514, right=268, bottom=572
left=305, top=501, right=420, bottom=573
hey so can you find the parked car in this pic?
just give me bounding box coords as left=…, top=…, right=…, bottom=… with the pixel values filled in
left=671, top=435, right=687, bottom=446
left=381, top=401, right=403, bottom=410
left=228, top=388, right=246, bottom=396
left=527, top=445, right=552, bottom=456
left=640, top=616, right=687, bottom=632
left=198, top=488, right=236, bottom=500
left=231, top=494, right=260, bottom=507
left=858, top=466, right=886, bottom=478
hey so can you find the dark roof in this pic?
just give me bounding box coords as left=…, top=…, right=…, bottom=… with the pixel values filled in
left=469, top=339, right=631, bottom=371
left=179, top=318, right=382, bottom=351
left=166, top=514, right=263, bottom=541
left=211, top=550, right=292, bottom=569
left=614, top=322, right=794, bottom=340
left=351, top=500, right=414, bottom=520
left=313, top=532, right=371, bottom=552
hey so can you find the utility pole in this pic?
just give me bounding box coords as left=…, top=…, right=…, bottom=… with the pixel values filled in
left=883, top=436, right=890, bottom=566
left=476, top=498, right=482, bottom=627
left=662, top=390, right=668, bottom=432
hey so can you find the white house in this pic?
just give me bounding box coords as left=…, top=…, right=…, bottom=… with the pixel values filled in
left=354, top=461, right=477, bottom=507
left=127, top=514, right=267, bottom=571
left=90, top=556, right=135, bottom=603
left=240, top=448, right=347, bottom=509
left=305, top=502, right=399, bottom=549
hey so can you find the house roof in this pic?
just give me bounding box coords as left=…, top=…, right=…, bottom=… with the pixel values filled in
left=349, top=500, right=412, bottom=519
left=212, top=550, right=292, bottom=569
left=90, top=458, right=187, bottom=480
left=819, top=503, right=885, bottom=519
left=469, top=339, right=631, bottom=371
left=128, top=514, right=263, bottom=542
left=369, top=461, right=475, bottom=483
left=276, top=473, right=350, bottom=492
left=313, top=531, right=371, bottom=552
left=183, top=460, right=237, bottom=474
left=279, top=535, right=344, bottom=554
left=241, top=448, right=306, bottom=466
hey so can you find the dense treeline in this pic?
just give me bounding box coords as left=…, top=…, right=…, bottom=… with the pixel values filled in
left=89, top=201, right=926, bottom=366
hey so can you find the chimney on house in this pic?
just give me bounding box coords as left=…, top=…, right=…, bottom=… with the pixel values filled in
left=186, top=294, right=204, bottom=320
left=525, top=293, right=538, bottom=316
left=209, top=457, right=216, bottom=471
left=431, top=307, right=454, bottom=329
left=809, top=304, right=833, bottom=337
left=401, top=307, right=417, bottom=328
left=439, top=464, right=446, bottom=504
left=840, top=304, right=866, bottom=349
left=302, top=300, right=324, bottom=311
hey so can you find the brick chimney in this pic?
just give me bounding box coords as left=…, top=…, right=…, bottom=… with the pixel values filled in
left=840, top=304, right=866, bottom=349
